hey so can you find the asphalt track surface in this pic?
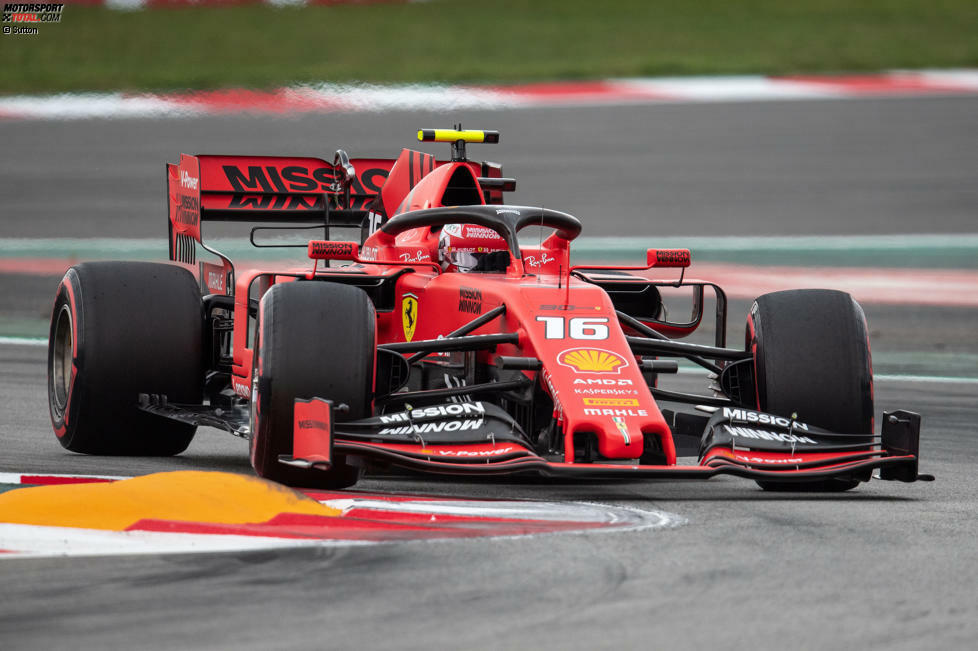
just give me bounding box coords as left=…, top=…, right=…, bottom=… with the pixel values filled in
left=1, top=96, right=976, bottom=238
left=1, top=98, right=977, bottom=650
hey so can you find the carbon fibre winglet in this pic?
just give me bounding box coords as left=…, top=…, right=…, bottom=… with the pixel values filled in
left=880, top=410, right=933, bottom=481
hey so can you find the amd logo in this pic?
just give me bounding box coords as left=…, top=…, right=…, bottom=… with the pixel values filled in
left=573, top=378, right=633, bottom=386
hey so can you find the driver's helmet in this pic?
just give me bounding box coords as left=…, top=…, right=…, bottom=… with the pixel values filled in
left=438, top=223, right=509, bottom=272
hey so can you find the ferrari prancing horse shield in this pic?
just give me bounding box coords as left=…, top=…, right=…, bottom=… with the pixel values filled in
left=402, top=293, right=419, bottom=341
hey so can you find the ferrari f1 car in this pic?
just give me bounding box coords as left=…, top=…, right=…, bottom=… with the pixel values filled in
left=47, top=128, right=930, bottom=491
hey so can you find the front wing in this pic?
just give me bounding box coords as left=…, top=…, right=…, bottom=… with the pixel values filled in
left=283, top=399, right=931, bottom=485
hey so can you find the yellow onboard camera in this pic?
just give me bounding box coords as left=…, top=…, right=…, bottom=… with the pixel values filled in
left=418, top=127, right=499, bottom=161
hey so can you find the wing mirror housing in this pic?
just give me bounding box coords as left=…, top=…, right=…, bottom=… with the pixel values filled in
left=308, top=241, right=359, bottom=261
left=646, top=249, right=691, bottom=268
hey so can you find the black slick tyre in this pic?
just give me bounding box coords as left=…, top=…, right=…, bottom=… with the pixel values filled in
left=250, top=281, right=373, bottom=489
left=48, top=262, right=203, bottom=455
left=747, top=289, right=874, bottom=492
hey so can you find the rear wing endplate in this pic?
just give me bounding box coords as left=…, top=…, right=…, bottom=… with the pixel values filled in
left=166, top=153, right=396, bottom=265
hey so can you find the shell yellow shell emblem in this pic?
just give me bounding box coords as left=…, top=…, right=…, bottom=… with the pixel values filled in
left=401, top=293, right=419, bottom=342
left=557, top=348, right=628, bottom=374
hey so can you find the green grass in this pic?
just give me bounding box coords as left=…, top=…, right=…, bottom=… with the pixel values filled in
left=1, top=0, right=976, bottom=94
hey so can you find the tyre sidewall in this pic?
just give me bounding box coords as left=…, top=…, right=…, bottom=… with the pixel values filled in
left=748, top=289, right=873, bottom=434
left=250, top=281, right=373, bottom=488
left=48, top=270, right=85, bottom=448
left=47, top=262, right=203, bottom=456
left=747, top=289, right=874, bottom=491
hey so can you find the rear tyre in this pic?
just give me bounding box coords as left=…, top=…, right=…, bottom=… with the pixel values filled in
left=747, top=289, right=873, bottom=492
left=48, top=262, right=203, bottom=455
left=250, top=281, right=373, bottom=489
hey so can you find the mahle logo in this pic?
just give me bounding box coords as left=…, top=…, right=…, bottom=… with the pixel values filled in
left=557, top=348, right=628, bottom=374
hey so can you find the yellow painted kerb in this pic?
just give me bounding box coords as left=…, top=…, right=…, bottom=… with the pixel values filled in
left=0, top=471, right=341, bottom=530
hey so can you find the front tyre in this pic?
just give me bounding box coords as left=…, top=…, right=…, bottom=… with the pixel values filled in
left=250, top=281, right=374, bottom=489
left=48, top=262, right=203, bottom=455
left=747, top=289, right=874, bottom=492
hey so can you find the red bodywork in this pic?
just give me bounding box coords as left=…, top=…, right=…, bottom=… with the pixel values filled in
left=164, top=139, right=924, bottom=485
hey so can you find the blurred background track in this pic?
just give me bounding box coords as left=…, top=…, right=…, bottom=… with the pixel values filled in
left=1, top=3, right=976, bottom=649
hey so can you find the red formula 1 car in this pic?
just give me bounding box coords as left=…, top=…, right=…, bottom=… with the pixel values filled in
left=47, top=128, right=930, bottom=491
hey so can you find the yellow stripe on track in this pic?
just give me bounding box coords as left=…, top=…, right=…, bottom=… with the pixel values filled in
left=0, top=471, right=340, bottom=530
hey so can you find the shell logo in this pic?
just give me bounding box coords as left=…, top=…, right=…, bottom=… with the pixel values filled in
left=557, top=348, right=629, bottom=374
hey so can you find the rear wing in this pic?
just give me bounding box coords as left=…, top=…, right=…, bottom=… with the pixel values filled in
left=166, top=151, right=507, bottom=266
left=166, top=153, right=397, bottom=265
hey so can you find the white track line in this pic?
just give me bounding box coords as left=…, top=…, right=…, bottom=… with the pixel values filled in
left=0, top=523, right=332, bottom=559
left=0, top=337, right=46, bottom=347
left=0, top=497, right=682, bottom=559
left=3, top=233, right=977, bottom=255
left=1, top=70, right=977, bottom=120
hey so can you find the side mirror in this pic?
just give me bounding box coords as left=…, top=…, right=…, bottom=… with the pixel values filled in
left=646, top=248, right=691, bottom=268
left=308, top=241, right=359, bottom=261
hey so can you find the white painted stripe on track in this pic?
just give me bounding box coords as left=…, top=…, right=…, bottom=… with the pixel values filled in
left=0, top=523, right=333, bottom=559
left=0, top=337, right=46, bottom=347
left=573, top=233, right=978, bottom=253
left=0, top=237, right=167, bottom=253
left=3, top=233, right=977, bottom=256
left=324, top=497, right=680, bottom=527
left=0, top=93, right=202, bottom=120
left=0, top=496, right=682, bottom=558
left=673, top=363, right=978, bottom=384
left=616, top=76, right=843, bottom=101
left=876, top=374, right=978, bottom=385
left=291, top=82, right=524, bottom=112
left=1, top=70, right=976, bottom=120
left=0, top=507, right=682, bottom=559
left=675, top=365, right=978, bottom=385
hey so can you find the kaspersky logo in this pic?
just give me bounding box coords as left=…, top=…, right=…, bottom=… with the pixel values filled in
left=557, top=348, right=628, bottom=374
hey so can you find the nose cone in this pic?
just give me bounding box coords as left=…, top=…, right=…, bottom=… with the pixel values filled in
left=513, top=282, right=675, bottom=464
